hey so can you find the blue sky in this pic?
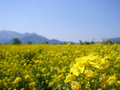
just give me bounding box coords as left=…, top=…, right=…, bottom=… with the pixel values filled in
left=0, top=0, right=120, bottom=42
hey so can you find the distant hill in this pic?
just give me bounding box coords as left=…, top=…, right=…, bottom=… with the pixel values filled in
left=0, top=30, right=67, bottom=44
left=107, top=37, right=120, bottom=43
left=0, top=30, right=23, bottom=39
left=20, top=33, right=49, bottom=44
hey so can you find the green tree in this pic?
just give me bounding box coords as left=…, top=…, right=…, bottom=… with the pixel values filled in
left=79, top=40, right=82, bottom=44
left=28, top=41, right=32, bottom=44
left=63, top=42, right=66, bottom=44
left=91, top=41, right=94, bottom=44
left=107, top=40, right=112, bottom=45
left=11, top=38, right=21, bottom=45
left=45, top=41, right=48, bottom=44
left=85, top=41, right=90, bottom=44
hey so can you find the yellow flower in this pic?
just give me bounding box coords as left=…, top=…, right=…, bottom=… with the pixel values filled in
left=76, top=56, right=88, bottom=66
left=57, top=85, right=61, bottom=88
left=49, top=81, right=54, bottom=87
left=87, top=55, right=98, bottom=61
left=62, top=87, right=66, bottom=90
left=100, top=58, right=106, bottom=64
left=99, top=74, right=109, bottom=83
left=46, top=80, right=48, bottom=83
left=89, top=61, right=100, bottom=68
left=71, top=81, right=81, bottom=90
left=107, top=75, right=116, bottom=86
left=64, top=74, right=75, bottom=83
left=42, top=68, right=46, bottom=73
left=8, top=88, right=12, bottom=90
left=85, top=70, right=94, bottom=78
left=99, top=74, right=109, bottom=88
left=3, top=82, right=7, bottom=87
left=117, top=80, right=120, bottom=86
left=100, top=82, right=107, bottom=89
left=25, top=75, right=29, bottom=79
left=70, top=63, right=85, bottom=76
left=21, top=88, right=25, bottom=90
left=36, top=73, right=40, bottom=78
left=32, top=82, right=36, bottom=86
left=67, top=42, right=71, bottom=45
left=47, top=72, right=50, bottom=76
left=13, top=77, right=22, bottom=85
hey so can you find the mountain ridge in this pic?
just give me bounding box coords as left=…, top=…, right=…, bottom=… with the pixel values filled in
left=0, top=30, right=64, bottom=44
left=107, top=37, right=120, bottom=43
left=0, top=30, right=120, bottom=44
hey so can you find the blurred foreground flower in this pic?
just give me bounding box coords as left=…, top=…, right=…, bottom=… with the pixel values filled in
left=71, top=81, right=81, bottom=90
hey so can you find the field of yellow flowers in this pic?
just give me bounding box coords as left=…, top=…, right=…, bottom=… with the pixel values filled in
left=0, top=43, right=120, bottom=90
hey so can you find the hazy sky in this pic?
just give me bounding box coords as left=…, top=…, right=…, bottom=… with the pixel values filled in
left=0, top=0, right=120, bottom=42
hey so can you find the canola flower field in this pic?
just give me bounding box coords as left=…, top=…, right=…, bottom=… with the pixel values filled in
left=0, top=43, right=120, bottom=90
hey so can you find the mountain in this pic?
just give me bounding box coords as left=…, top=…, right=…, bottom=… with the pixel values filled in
left=20, top=33, right=49, bottom=44
left=0, top=30, right=64, bottom=44
left=107, top=37, right=120, bottom=43
left=0, top=30, right=23, bottom=39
